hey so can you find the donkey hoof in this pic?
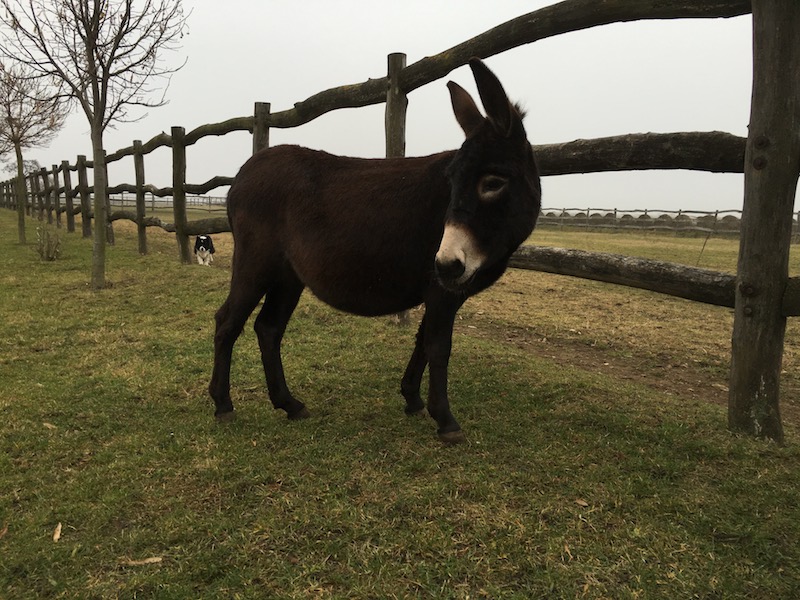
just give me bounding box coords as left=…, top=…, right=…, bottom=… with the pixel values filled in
left=288, top=406, right=311, bottom=420
left=215, top=410, right=237, bottom=424
left=438, top=429, right=466, bottom=445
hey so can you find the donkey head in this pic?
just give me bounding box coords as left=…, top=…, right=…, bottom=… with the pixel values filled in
left=435, top=58, right=541, bottom=293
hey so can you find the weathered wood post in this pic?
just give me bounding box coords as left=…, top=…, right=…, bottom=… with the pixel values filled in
left=51, top=165, right=61, bottom=229
left=40, top=168, right=53, bottom=225
left=253, top=102, right=271, bottom=154
left=729, top=0, right=800, bottom=443
left=386, top=52, right=411, bottom=325
left=133, top=140, right=147, bottom=255
left=77, top=155, right=92, bottom=238
left=24, top=174, right=32, bottom=216
left=62, top=161, right=75, bottom=233
left=31, top=173, right=43, bottom=221
left=386, top=53, right=407, bottom=160
left=22, top=177, right=28, bottom=216
left=103, top=152, right=114, bottom=246
left=171, top=126, right=192, bottom=264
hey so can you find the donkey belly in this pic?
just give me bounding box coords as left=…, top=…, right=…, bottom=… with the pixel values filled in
left=298, top=258, right=430, bottom=317
left=312, top=286, right=424, bottom=317
left=287, top=235, right=433, bottom=317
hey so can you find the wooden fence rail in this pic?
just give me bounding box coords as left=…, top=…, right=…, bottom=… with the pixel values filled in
left=3, top=0, right=798, bottom=443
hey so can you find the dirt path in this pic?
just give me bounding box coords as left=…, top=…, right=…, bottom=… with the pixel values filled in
left=456, top=317, right=800, bottom=429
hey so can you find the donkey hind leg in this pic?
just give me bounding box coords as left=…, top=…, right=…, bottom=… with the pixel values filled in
left=253, top=271, right=309, bottom=420
left=401, top=314, right=428, bottom=416
left=209, top=285, right=266, bottom=421
left=423, top=292, right=466, bottom=444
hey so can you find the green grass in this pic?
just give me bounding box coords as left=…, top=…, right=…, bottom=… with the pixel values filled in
left=533, top=226, right=744, bottom=273
left=1, top=213, right=800, bottom=599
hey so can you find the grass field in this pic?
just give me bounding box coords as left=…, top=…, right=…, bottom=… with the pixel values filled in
left=2, top=211, right=800, bottom=599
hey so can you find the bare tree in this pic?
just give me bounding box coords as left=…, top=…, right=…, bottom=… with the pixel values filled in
left=0, top=61, right=68, bottom=244
left=1, top=0, right=188, bottom=288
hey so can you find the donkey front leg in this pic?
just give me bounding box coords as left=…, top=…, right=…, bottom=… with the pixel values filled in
left=423, top=295, right=466, bottom=444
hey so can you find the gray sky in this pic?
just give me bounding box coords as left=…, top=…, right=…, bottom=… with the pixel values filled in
left=32, top=0, right=770, bottom=213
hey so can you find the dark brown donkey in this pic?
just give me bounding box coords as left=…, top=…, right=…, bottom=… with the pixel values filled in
left=209, top=58, right=541, bottom=443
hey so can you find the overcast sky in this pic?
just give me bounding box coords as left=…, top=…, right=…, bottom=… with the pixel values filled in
left=30, top=0, right=774, bottom=213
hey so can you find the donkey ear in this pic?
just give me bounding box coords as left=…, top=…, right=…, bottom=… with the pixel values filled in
left=469, top=58, right=514, bottom=137
left=447, top=80, right=485, bottom=137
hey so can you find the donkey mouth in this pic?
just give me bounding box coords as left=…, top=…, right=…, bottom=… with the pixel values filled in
left=438, top=279, right=471, bottom=294
left=434, top=254, right=481, bottom=293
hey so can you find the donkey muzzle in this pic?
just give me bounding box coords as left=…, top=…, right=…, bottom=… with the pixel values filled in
left=434, top=222, right=486, bottom=290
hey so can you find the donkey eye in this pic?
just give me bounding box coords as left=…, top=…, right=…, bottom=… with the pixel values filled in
left=478, top=175, right=508, bottom=201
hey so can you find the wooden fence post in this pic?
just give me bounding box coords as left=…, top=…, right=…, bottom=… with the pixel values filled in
left=728, top=0, right=800, bottom=443
left=41, top=168, right=53, bottom=225
left=253, top=102, right=271, bottom=154
left=103, top=151, right=114, bottom=246
left=386, top=52, right=411, bottom=325
left=62, top=161, right=75, bottom=233
left=386, top=53, right=407, bottom=159
left=24, top=174, right=31, bottom=216
left=134, top=140, right=147, bottom=255
left=31, top=174, right=43, bottom=221
left=77, top=155, right=92, bottom=238
left=171, top=126, right=192, bottom=264
left=51, top=165, right=61, bottom=229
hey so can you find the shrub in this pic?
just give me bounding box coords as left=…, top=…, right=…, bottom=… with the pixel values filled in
left=35, top=222, right=61, bottom=261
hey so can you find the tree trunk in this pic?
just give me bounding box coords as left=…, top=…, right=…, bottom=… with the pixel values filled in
left=728, top=0, right=800, bottom=443
left=90, top=126, right=108, bottom=290
left=14, top=142, right=26, bottom=244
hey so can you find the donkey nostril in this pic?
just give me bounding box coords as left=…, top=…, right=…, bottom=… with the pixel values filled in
left=435, top=258, right=466, bottom=281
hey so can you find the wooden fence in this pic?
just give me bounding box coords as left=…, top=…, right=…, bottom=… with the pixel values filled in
left=2, top=0, right=799, bottom=443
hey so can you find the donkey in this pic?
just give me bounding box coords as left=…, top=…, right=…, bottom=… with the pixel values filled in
left=209, top=58, right=541, bottom=443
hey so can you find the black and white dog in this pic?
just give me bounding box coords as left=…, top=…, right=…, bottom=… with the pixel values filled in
left=194, top=235, right=216, bottom=266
